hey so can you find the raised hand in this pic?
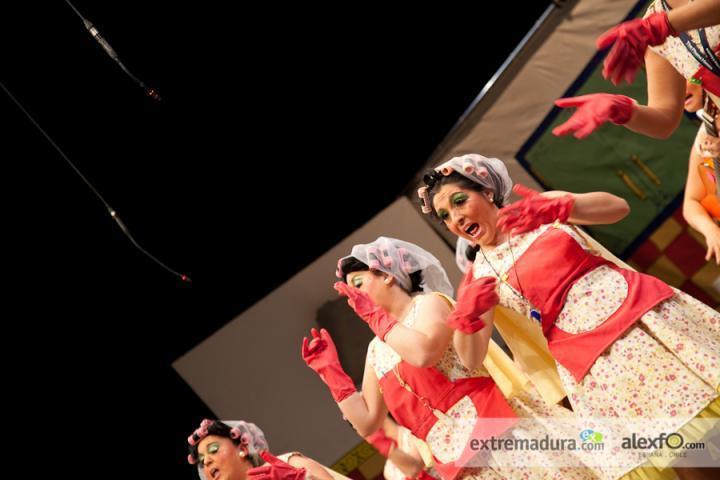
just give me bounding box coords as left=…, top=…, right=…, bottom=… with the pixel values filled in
left=552, top=94, right=635, bottom=139
left=597, top=12, right=675, bottom=86
left=334, top=282, right=398, bottom=340
left=496, top=184, right=574, bottom=234
left=302, top=328, right=356, bottom=403
left=446, top=276, right=498, bottom=334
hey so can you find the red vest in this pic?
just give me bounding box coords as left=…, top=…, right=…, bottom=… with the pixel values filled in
left=378, top=361, right=516, bottom=480
left=506, top=227, right=673, bottom=382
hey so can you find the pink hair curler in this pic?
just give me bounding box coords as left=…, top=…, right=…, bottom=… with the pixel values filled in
left=439, top=166, right=455, bottom=176
left=230, top=427, right=242, bottom=439
left=396, top=248, right=410, bottom=272
left=380, top=248, right=393, bottom=268
left=476, top=166, right=489, bottom=178
left=462, top=159, right=475, bottom=174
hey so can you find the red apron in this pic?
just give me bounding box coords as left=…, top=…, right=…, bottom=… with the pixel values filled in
left=506, top=227, right=673, bottom=382
left=378, top=361, right=516, bottom=480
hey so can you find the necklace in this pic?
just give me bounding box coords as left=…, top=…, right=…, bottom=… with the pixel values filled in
left=392, top=366, right=454, bottom=427
left=477, top=235, right=542, bottom=323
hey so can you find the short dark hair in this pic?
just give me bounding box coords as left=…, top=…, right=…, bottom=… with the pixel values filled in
left=188, top=421, right=263, bottom=467
left=421, top=171, right=504, bottom=221
left=338, top=257, right=423, bottom=293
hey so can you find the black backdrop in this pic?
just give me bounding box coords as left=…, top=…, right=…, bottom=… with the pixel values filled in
left=4, top=2, right=551, bottom=477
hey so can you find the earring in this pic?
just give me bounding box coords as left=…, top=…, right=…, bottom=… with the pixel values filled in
left=239, top=451, right=246, bottom=458
left=487, top=193, right=494, bottom=202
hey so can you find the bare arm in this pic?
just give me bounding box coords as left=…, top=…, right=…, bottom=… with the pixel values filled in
left=453, top=309, right=494, bottom=371
left=668, top=0, right=720, bottom=32
left=337, top=358, right=388, bottom=437
left=286, top=455, right=336, bottom=480
left=542, top=190, right=630, bottom=225
left=622, top=49, right=687, bottom=139
left=383, top=294, right=453, bottom=368
left=683, top=136, right=720, bottom=263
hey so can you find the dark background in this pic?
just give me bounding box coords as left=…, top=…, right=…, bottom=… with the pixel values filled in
left=5, top=2, right=551, bottom=477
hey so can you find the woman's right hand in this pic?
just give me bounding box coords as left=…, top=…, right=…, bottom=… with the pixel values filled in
left=596, top=12, right=675, bottom=86
left=446, top=276, right=498, bottom=333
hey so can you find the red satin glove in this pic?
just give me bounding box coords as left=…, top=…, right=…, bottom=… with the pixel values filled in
left=497, top=184, right=574, bottom=234
left=302, top=328, right=356, bottom=403
left=446, top=276, right=498, bottom=334
left=552, top=93, right=635, bottom=139
left=597, top=12, right=676, bottom=86
left=334, top=281, right=398, bottom=340
left=247, top=451, right=307, bottom=480
left=366, top=428, right=397, bottom=457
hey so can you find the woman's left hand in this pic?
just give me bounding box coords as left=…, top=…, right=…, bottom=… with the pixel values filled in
left=496, top=184, right=574, bottom=234
left=247, top=452, right=307, bottom=480
left=552, top=93, right=635, bottom=139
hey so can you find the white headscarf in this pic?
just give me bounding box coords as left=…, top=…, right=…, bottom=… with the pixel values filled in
left=337, top=236, right=453, bottom=297
left=188, top=419, right=269, bottom=479
left=418, top=153, right=513, bottom=214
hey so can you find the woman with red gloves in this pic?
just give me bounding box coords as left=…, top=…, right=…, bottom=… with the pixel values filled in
left=419, top=153, right=720, bottom=480
left=553, top=0, right=720, bottom=140
left=302, top=236, right=598, bottom=480
left=186, top=419, right=346, bottom=480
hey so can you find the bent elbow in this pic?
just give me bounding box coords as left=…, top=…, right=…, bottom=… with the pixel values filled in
left=616, top=199, right=631, bottom=220
left=357, top=417, right=384, bottom=437
left=463, top=354, right=488, bottom=371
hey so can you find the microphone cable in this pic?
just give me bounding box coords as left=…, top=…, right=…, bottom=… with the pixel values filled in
left=64, top=0, right=161, bottom=102
left=1, top=80, right=191, bottom=284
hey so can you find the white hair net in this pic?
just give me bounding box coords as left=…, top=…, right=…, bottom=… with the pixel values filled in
left=418, top=153, right=513, bottom=214
left=337, top=236, right=453, bottom=297
left=189, top=419, right=269, bottom=479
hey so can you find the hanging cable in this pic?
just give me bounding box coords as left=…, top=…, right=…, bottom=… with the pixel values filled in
left=65, top=0, right=161, bottom=102
left=1, top=80, right=190, bottom=283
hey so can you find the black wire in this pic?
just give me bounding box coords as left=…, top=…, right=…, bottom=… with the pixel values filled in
left=64, top=0, right=161, bottom=102
left=1, top=80, right=190, bottom=283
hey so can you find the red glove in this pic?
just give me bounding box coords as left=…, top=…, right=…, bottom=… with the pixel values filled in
left=247, top=451, right=307, bottom=480
left=446, top=276, right=498, bottom=334
left=552, top=93, right=635, bottom=139
left=302, top=328, right=356, bottom=403
left=496, top=184, right=574, bottom=235
left=597, top=12, right=676, bottom=86
left=334, top=281, right=398, bottom=340
left=366, top=428, right=397, bottom=457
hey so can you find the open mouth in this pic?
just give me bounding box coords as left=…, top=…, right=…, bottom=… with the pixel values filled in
left=210, top=468, right=220, bottom=479
left=465, top=223, right=481, bottom=238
